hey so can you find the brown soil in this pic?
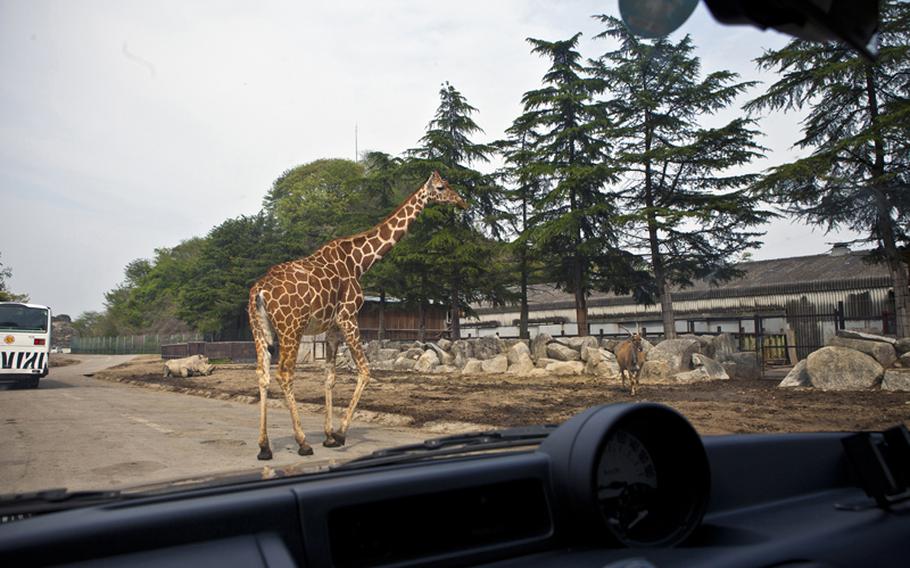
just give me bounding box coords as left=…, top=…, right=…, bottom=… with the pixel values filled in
left=95, top=358, right=910, bottom=435
left=49, top=355, right=81, bottom=367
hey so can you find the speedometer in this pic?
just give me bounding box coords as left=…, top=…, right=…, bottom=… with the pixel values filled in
left=539, top=403, right=711, bottom=548
left=597, top=429, right=658, bottom=537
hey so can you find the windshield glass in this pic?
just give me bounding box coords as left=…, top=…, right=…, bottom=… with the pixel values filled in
left=0, top=305, right=48, bottom=332
left=1, top=1, right=907, bottom=499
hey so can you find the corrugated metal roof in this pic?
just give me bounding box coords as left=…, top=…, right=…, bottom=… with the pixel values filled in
left=477, top=250, right=894, bottom=314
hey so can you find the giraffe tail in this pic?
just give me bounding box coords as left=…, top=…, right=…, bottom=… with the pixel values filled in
left=254, top=291, right=276, bottom=348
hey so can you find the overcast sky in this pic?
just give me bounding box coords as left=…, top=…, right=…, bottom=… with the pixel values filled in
left=1, top=1, right=863, bottom=317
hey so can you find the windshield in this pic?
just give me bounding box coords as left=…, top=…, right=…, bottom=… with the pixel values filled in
left=0, top=305, right=48, bottom=332
left=1, top=1, right=908, bottom=499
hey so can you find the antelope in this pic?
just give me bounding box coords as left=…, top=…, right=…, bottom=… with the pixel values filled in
left=615, top=330, right=646, bottom=396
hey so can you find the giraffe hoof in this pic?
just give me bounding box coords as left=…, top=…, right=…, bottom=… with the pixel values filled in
left=257, top=447, right=273, bottom=461
left=298, top=444, right=314, bottom=456
left=323, top=432, right=346, bottom=447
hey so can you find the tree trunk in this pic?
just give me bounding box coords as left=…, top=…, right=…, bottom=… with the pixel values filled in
left=450, top=277, right=461, bottom=340
left=377, top=289, right=386, bottom=341
left=575, top=286, right=588, bottom=337
left=865, top=67, right=910, bottom=336
left=417, top=300, right=426, bottom=343
left=519, top=195, right=530, bottom=340
left=642, top=109, right=675, bottom=339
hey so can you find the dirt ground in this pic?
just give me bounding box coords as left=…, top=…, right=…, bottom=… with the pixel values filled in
left=49, top=354, right=81, bottom=367
left=95, top=356, right=910, bottom=436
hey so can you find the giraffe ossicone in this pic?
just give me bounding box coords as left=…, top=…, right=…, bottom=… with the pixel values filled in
left=248, top=171, right=466, bottom=459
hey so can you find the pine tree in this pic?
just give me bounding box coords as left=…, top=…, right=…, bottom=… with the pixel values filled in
left=745, top=0, right=910, bottom=336
left=592, top=17, right=770, bottom=339
left=405, top=82, right=507, bottom=339
left=518, top=33, right=617, bottom=336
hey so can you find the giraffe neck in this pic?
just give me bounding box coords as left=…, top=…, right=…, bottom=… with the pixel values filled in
left=355, top=188, right=428, bottom=276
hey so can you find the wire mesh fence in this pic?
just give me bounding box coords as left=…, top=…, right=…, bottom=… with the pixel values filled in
left=71, top=333, right=203, bottom=355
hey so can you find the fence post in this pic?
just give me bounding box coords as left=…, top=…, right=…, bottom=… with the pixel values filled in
left=836, top=301, right=846, bottom=331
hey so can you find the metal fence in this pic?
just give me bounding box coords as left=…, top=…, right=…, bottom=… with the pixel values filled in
left=72, top=333, right=203, bottom=355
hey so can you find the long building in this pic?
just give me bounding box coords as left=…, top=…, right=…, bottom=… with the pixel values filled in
left=466, top=245, right=898, bottom=357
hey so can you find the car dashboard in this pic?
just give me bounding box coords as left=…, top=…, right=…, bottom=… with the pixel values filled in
left=1, top=403, right=909, bottom=568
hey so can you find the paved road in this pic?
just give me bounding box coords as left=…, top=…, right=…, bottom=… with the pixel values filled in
left=0, top=355, right=427, bottom=494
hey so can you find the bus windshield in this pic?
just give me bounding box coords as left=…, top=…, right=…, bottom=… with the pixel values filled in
left=0, top=305, right=49, bottom=332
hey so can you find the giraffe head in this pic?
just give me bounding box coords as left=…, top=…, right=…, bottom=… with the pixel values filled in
left=423, top=171, right=467, bottom=209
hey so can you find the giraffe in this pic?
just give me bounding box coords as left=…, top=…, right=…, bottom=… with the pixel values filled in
left=248, top=171, right=467, bottom=460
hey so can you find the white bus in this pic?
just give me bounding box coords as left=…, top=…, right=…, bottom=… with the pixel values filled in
left=0, top=302, right=52, bottom=388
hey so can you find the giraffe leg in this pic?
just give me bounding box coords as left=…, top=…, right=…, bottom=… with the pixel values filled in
left=322, top=327, right=343, bottom=447
left=276, top=333, right=313, bottom=456
left=254, top=336, right=273, bottom=460
left=336, top=318, right=370, bottom=442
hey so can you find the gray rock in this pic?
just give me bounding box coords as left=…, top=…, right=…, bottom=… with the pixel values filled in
left=829, top=336, right=898, bottom=368
left=592, top=359, right=621, bottom=379
left=898, top=352, right=910, bottom=368
left=414, top=349, right=440, bottom=373
left=601, top=349, right=617, bottom=362
left=545, top=361, right=585, bottom=376
left=547, top=342, right=581, bottom=361
left=806, top=346, right=884, bottom=390
left=727, top=352, right=761, bottom=380
left=508, top=353, right=536, bottom=376
left=482, top=355, right=509, bottom=374
left=882, top=369, right=910, bottom=391
left=600, top=338, right=620, bottom=353
left=680, top=334, right=715, bottom=358
left=393, top=356, right=417, bottom=371
left=581, top=346, right=602, bottom=364
left=507, top=342, right=532, bottom=365
left=674, top=368, right=714, bottom=383
left=371, top=360, right=395, bottom=371
left=647, top=338, right=701, bottom=374
left=535, top=357, right=556, bottom=369
left=640, top=338, right=655, bottom=354
left=691, top=353, right=730, bottom=380
left=436, top=338, right=452, bottom=351
left=374, top=348, right=401, bottom=362
left=779, top=359, right=810, bottom=388
left=462, top=358, right=484, bottom=374
left=473, top=336, right=502, bottom=360
left=711, top=333, right=738, bottom=359
left=639, top=360, right=671, bottom=383
left=402, top=347, right=424, bottom=360
left=434, top=365, right=458, bottom=374
left=721, top=361, right=737, bottom=379
left=894, top=337, right=910, bottom=355
left=530, top=333, right=552, bottom=362
left=569, top=336, right=599, bottom=354
left=837, top=330, right=897, bottom=345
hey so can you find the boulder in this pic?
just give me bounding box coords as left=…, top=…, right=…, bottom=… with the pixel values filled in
left=600, top=338, right=620, bottom=353
left=638, top=360, right=671, bottom=383
left=727, top=352, right=761, bottom=380
left=680, top=334, right=715, bottom=358
left=711, top=333, right=738, bottom=359
left=545, top=361, right=585, bottom=376
left=674, top=368, right=715, bottom=383
left=805, top=346, right=884, bottom=390
left=898, top=352, right=910, bottom=368
left=646, top=338, right=701, bottom=374
left=507, top=342, right=532, bottom=365
left=414, top=350, right=440, bottom=373
left=393, top=356, right=417, bottom=371
left=163, top=355, right=214, bottom=378
left=588, top=358, right=621, bottom=379
left=402, top=347, right=424, bottom=360
left=721, top=361, right=737, bottom=379
left=436, top=338, right=452, bottom=351
left=894, top=337, right=910, bottom=356
left=507, top=353, right=536, bottom=376
left=535, top=357, right=556, bottom=369
left=528, top=368, right=551, bottom=378
left=837, top=330, right=897, bottom=345
left=581, top=346, right=602, bottom=364
left=462, top=358, right=484, bottom=374
left=778, top=359, right=810, bottom=388
left=566, top=336, right=599, bottom=353
left=450, top=340, right=473, bottom=368
left=374, top=348, right=401, bottom=362
left=530, top=333, right=552, bottom=362
left=828, top=336, right=897, bottom=368
left=547, top=342, right=581, bottom=362
left=690, top=353, right=730, bottom=381
left=433, top=365, right=459, bottom=374
left=473, top=336, right=502, bottom=360
left=882, top=369, right=910, bottom=391
left=640, top=338, right=655, bottom=354
left=481, top=355, right=509, bottom=374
